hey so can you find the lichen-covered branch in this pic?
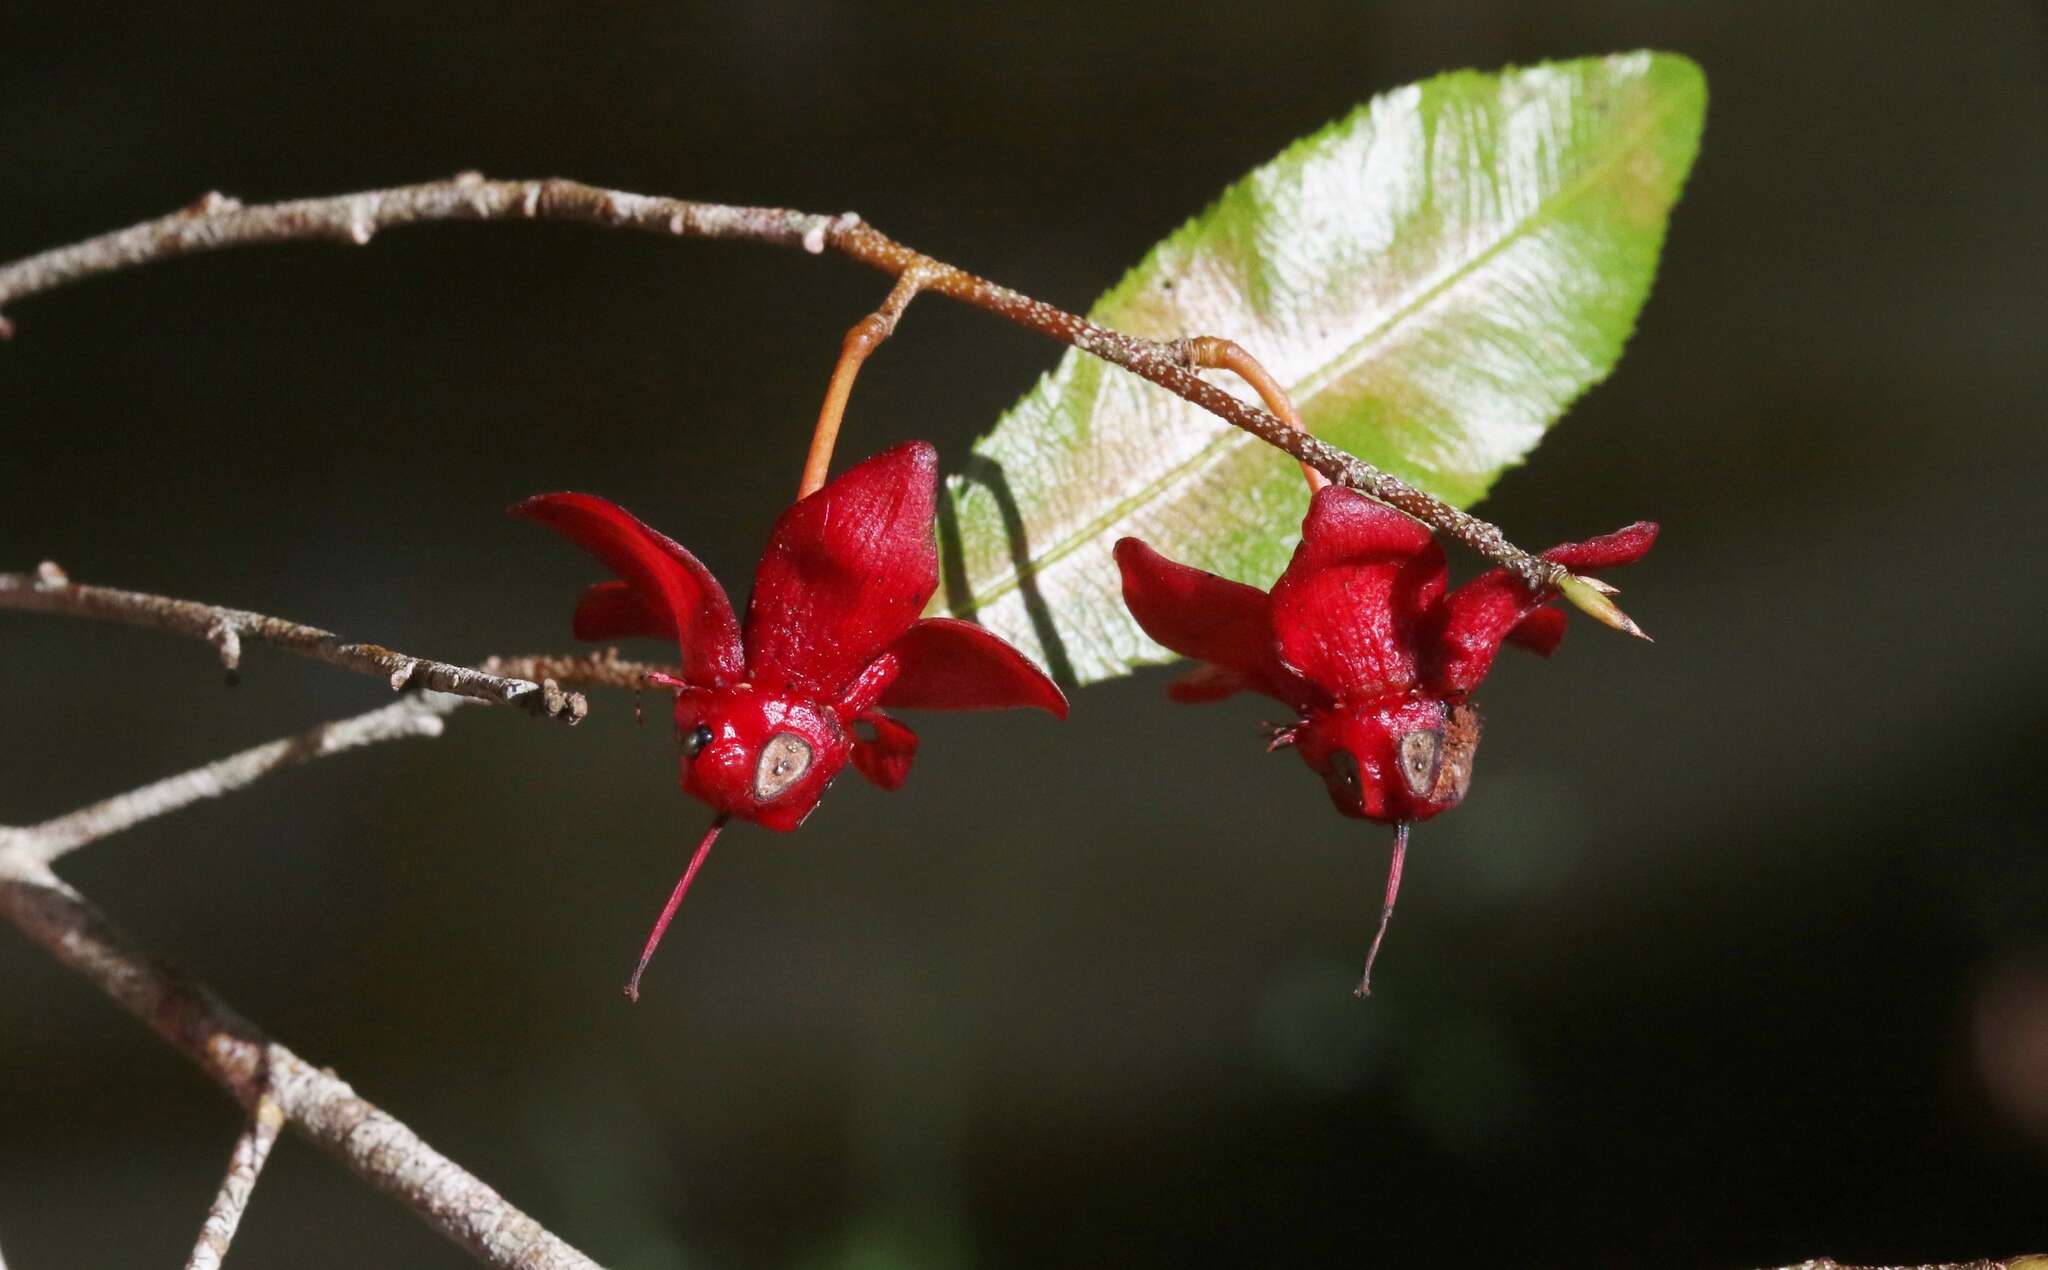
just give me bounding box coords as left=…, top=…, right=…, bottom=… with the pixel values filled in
left=0, top=871, right=600, bottom=1270
left=0, top=564, right=586, bottom=723
left=1776, top=1259, right=2046, bottom=1270
left=480, top=649, right=675, bottom=694
left=4, top=695, right=461, bottom=871
left=0, top=174, right=1566, bottom=591
left=0, top=699, right=601, bottom=1269
left=183, top=1094, right=284, bottom=1270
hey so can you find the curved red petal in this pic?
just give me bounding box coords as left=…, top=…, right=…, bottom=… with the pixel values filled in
left=743, top=441, right=939, bottom=699
left=1544, top=520, right=1660, bottom=571
left=850, top=710, right=919, bottom=790
left=1113, top=538, right=1321, bottom=711
left=875, top=618, right=1068, bottom=717
left=572, top=580, right=672, bottom=642
left=510, top=493, right=743, bottom=686
left=1431, top=568, right=1537, bottom=692
left=1166, top=664, right=1250, bottom=704
left=1269, top=487, right=1446, bottom=699
left=1429, top=520, right=1660, bottom=693
left=1504, top=606, right=1568, bottom=657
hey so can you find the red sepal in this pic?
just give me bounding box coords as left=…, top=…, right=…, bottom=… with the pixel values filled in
left=571, top=580, right=670, bottom=642
left=1166, top=663, right=1256, bottom=705
left=850, top=710, right=919, bottom=790
left=876, top=618, right=1069, bottom=717
left=742, top=441, right=939, bottom=700
left=1504, top=607, right=1567, bottom=657
left=1546, top=520, right=1659, bottom=572
left=510, top=493, right=743, bottom=686
left=1429, top=521, right=1659, bottom=693
left=1114, top=537, right=1321, bottom=712
left=1269, top=487, right=1445, bottom=699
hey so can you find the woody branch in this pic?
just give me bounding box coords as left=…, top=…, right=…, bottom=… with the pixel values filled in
left=0, top=564, right=588, bottom=723
left=0, top=698, right=602, bottom=1270
left=184, top=1093, right=284, bottom=1270
left=0, top=174, right=1566, bottom=593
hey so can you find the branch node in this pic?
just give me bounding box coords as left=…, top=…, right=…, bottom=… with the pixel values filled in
left=453, top=169, right=485, bottom=188
left=387, top=658, right=418, bottom=692
left=205, top=618, right=243, bottom=672
left=205, top=617, right=243, bottom=685
left=35, top=560, right=68, bottom=588
left=185, top=191, right=242, bottom=217
left=538, top=677, right=587, bottom=724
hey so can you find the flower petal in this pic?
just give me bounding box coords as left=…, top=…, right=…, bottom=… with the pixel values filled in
left=511, top=493, right=744, bottom=686
left=1114, top=537, right=1321, bottom=711
left=850, top=710, right=919, bottom=790
left=1503, top=607, right=1567, bottom=657
left=571, top=580, right=670, bottom=642
left=1166, top=664, right=1252, bottom=705
left=743, top=441, right=939, bottom=699
left=1268, top=487, right=1446, bottom=699
left=876, top=618, right=1068, bottom=717
left=1429, top=521, right=1660, bottom=693
left=1547, top=520, right=1660, bottom=572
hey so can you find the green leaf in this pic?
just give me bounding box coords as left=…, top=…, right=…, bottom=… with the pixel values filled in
left=933, top=51, right=1705, bottom=688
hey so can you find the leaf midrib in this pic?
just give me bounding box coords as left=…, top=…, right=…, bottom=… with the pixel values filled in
left=956, top=70, right=1686, bottom=615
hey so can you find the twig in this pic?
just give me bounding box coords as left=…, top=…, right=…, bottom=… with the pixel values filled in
left=0, top=565, right=587, bottom=724
left=480, top=648, right=675, bottom=693
left=0, top=870, right=601, bottom=1270
left=184, top=1093, right=284, bottom=1270
left=1775, top=1260, right=2033, bottom=1270
left=3, top=695, right=461, bottom=872
left=0, top=699, right=602, bottom=1268
left=0, top=175, right=1564, bottom=591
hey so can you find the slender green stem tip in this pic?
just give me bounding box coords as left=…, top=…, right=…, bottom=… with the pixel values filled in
left=1558, top=573, right=1652, bottom=642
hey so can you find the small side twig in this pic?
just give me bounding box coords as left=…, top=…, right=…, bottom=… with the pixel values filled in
left=0, top=566, right=586, bottom=723
left=4, top=694, right=461, bottom=872
left=0, top=871, right=600, bottom=1270
left=183, top=1093, right=284, bottom=1270
left=0, top=697, right=601, bottom=1269
left=480, top=649, right=676, bottom=694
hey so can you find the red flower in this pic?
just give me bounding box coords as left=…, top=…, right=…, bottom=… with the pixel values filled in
left=514, top=441, right=1065, bottom=996
left=1115, top=485, right=1656, bottom=993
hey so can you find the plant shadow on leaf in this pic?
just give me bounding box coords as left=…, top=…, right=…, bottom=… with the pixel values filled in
left=934, top=451, right=1078, bottom=693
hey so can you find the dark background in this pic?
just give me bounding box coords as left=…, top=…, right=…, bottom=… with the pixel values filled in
left=3, top=3, right=2044, bottom=1267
